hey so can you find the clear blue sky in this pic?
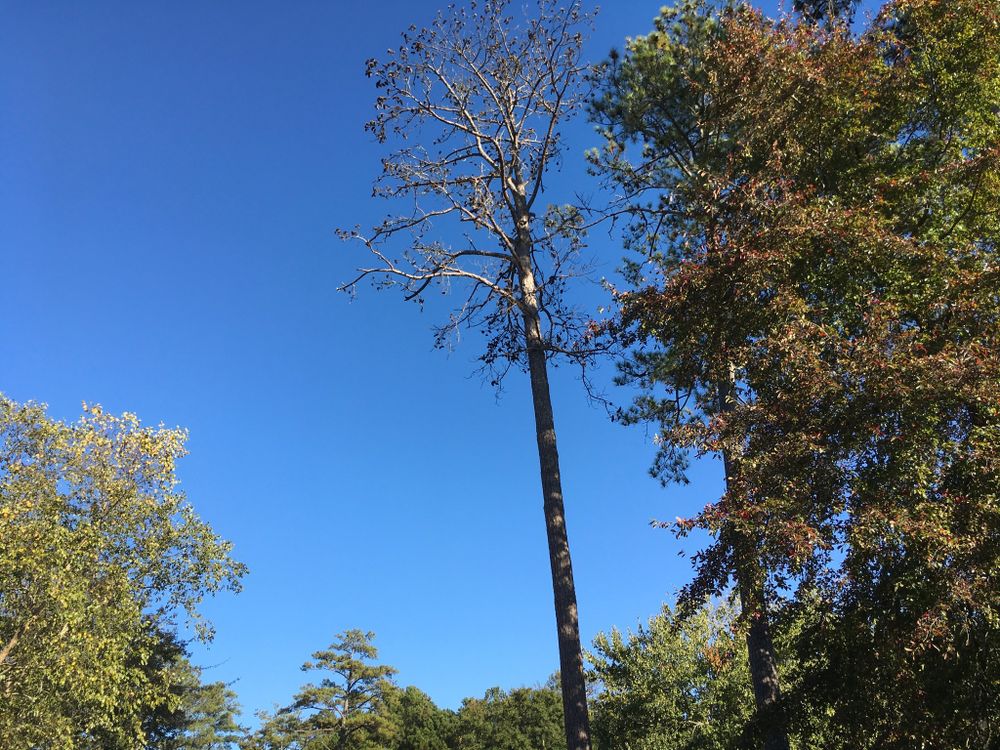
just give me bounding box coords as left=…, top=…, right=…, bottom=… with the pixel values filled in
left=2, top=0, right=870, bottom=722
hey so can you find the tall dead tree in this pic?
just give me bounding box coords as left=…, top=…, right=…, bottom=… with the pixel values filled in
left=340, top=3, right=595, bottom=749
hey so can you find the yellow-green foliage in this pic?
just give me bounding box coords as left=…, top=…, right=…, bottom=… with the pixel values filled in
left=0, top=396, right=246, bottom=749
left=589, top=602, right=752, bottom=750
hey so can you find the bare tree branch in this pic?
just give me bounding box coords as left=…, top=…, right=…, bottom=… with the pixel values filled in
left=341, top=5, right=604, bottom=750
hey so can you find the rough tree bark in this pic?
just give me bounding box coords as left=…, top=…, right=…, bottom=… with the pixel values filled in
left=717, top=375, right=789, bottom=750
left=516, top=219, right=590, bottom=750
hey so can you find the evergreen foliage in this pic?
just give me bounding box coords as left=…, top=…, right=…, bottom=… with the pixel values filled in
left=245, top=632, right=567, bottom=750
left=247, top=630, right=397, bottom=750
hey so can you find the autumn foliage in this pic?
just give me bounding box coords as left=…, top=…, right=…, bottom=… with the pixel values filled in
left=592, top=0, right=1000, bottom=745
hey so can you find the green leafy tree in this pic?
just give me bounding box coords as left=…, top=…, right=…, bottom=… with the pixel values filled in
left=138, top=629, right=196, bottom=750
left=79, top=626, right=189, bottom=750
left=340, top=4, right=599, bottom=747
left=100, top=628, right=244, bottom=750
left=249, top=630, right=396, bottom=750
left=382, top=685, right=453, bottom=750
left=450, top=682, right=565, bottom=750
left=164, top=669, right=245, bottom=750
left=0, top=397, right=246, bottom=749
left=591, top=0, right=1000, bottom=747
left=589, top=4, right=791, bottom=746
left=87, top=628, right=243, bottom=750
left=589, top=602, right=752, bottom=750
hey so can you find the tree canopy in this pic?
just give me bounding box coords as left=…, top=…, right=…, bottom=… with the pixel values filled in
left=245, top=631, right=568, bottom=750
left=247, top=630, right=397, bottom=750
left=590, top=0, right=1000, bottom=745
left=589, top=603, right=753, bottom=750
left=4, top=2, right=1000, bottom=749
left=0, top=397, right=246, bottom=749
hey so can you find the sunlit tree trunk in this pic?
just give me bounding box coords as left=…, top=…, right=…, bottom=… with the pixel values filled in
left=517, top=229, right=591, bottom=750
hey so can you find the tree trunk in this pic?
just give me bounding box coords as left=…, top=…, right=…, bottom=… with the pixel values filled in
left=717, top=376, right=789, bottom=750
left=517, top=248, right=592, bottom=750
left=735, top=565, right=788, bottom=750
left=0, top=629, right=21, bottom=668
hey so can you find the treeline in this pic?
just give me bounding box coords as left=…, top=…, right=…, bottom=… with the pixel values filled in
left=241, top=630, right=565, bottom=750
left=123, top=608, right=757, bottom=750
left=3, top=0, right=999, bottom=748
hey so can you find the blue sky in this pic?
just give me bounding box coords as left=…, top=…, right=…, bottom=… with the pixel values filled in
left=2, top=0, right=870, bottom=722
